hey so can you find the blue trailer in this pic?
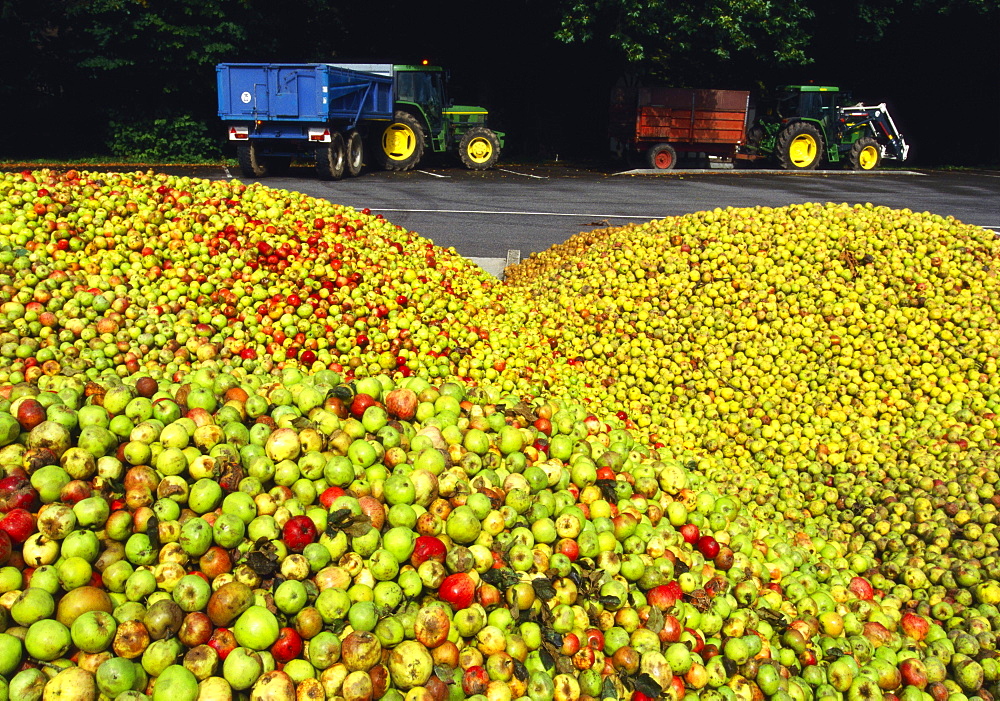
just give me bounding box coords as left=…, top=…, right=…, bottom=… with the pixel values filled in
left=217, top=62, right=503, bottom=179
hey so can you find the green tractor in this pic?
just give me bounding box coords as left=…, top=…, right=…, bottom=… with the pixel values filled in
left=743, top=85, right=908, bottom=170
left=365, top=63, right=504, bottom=172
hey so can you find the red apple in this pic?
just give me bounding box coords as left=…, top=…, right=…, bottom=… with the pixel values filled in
left=438, top=573, right=476, bottom=611
left=679, top=523, right=700, bottom=544
left=384, top=388, right=418, bottom=421
left=207, top=627, right=237, bottom=660
left=271, top=627, right=303, bottom=664
left=900, top=612, right=929, bottom=642
left=411, top=536, right=447, bottom=568
left=0, top=508, right=36, bottom=543
left=646, top=585, right=678, bottom=611
left=849, top=576, right=874, bottom=600
left=350, top=393, right=379, bottom=418
left=696, top=535, right=720, bottom=559
left=899, top=659, right=928, bottom=689
left=281, top=515, right=317, bottom=553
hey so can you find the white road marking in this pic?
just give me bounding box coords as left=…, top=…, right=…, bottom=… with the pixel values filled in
left=498, top=169, right=548, bottom=179
left=416, top=170, right=450, bottom=178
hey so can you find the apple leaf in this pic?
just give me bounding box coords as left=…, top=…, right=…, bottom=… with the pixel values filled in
left=596, top=478, right=619, bottom=504
left=758, top=607, right=789, bottom=632
left=145, top=515, right=160, bottom=550
left=290, top=417, right=318, bottom=434
left=482, top=568, right=522, bottom=591
left=531, top=577, right=557, bottom=601
left=621, top=670, right=663, bottom=699
left=433, top=666, right=455, bottom=684
left=505, top=402, right=538, bottom=422
left=246, top=537, right=280, bottom=577
left=542, top=627, right=563, bottom=649
left=645, top=605, right=665, bottom=634
left=325, top=508, right=373, bottom=539
left=602, top=677, right=619, bottom=700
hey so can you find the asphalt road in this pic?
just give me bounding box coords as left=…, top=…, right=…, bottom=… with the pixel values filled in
left=235, top=163, right=1000, bottom=266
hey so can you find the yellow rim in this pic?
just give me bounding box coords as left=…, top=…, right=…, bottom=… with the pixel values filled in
left=858, top=145, right=879, bottom=170
left=788, top=134, right=818, bottom=167
left=466, top=137, right=493, bottom=164
left=382, top=123, right=417, bottom=161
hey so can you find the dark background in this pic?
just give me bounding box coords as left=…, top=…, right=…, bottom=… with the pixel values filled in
left=1, top=0, right=997, bottom=167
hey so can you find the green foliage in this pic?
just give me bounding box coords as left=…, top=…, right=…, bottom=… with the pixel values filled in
left=554, top=0, right=997, bottom=83
left=106, top=115, right=221, bottom=163
left=555, top=0, right=816, bottom=76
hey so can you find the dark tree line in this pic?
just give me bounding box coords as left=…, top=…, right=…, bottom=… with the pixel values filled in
left=1, top=0, right=997, bottom=165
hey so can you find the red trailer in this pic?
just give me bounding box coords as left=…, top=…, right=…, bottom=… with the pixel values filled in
left=610, top=86, right=752, bottom=169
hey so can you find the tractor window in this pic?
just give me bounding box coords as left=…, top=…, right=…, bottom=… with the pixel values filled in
left=395, top=71, right=444, bottom=110
left=777, top=91, right=833, bottom=121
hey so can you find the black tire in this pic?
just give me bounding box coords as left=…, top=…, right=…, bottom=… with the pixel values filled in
left=376, top=111, right=425, bottom=171
left=647, top=143, right=677, bottom=170
left=316, top=133, right=346, bottom=181
left=345, top=130, right=365, bottom=177
left=776, top=122, right=824, bottom=170
left=237, top=142, right=268, bottom=178
left=847, top=137, right=882, bottom=171
left=458, top=126, right=501, bottom=170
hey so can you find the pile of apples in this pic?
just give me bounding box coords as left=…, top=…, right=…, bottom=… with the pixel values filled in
left=0, top=169, right=996, bottom=701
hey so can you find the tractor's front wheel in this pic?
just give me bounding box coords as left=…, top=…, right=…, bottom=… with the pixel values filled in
left=847, top=137, right=881, bottom=171
left=376, top=111, right=425, bottom=171
left=459, top=127, right=501, bottom=170
left=777, top=122, right=823, bottom=170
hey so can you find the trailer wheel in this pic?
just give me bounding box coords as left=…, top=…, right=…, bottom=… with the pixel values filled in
left=345, top=130, right=365, bottom=177
left=459, top=127, right=501, bottom=170
left=647, top=143, right=677, bottom=170
left=377, top=111, right=425, bottom=171
left=777, top=122, right=823, bottom=170
left=847, top=137, right=881, bottom=171
left=237, top=142, right=269, bottom=178
left=316, top=133, right=346, bottom=181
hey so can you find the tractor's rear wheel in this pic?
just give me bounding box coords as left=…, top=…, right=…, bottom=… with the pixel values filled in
left=459, top=127, right=501, bottom=170
left=376, top=111, right=425, bottom=171
left=777, top=122, right=823, bottom=170
left=316, top=133, right=346, bottom=181
left=237, top=142, right=269, bottom=178
left=647, top=143, right=677, bottom=170
left=847, top=137, right=881, bottom=171
left=345, top=130, right=365, bottom=177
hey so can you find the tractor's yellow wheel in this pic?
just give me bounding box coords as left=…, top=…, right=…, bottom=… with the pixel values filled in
left=777, top=122, right=823, bottom=170
left=788, top=134, right=819, bottom=168
left=847, top=137, right=882, bottom=171
left=858, top=145, right=879, bottom=170
left=459, top=127, right=501, bottom=170
left=382, top=124, right=418, bottom=161
left=376, top=111, right=425, bottom=171
left=466, top=137, right=493, bottom=164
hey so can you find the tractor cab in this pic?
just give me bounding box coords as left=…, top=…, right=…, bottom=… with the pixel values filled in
left=394, top=65, right=449, bottom=137
left=775, top=86, right=843, bottom=133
